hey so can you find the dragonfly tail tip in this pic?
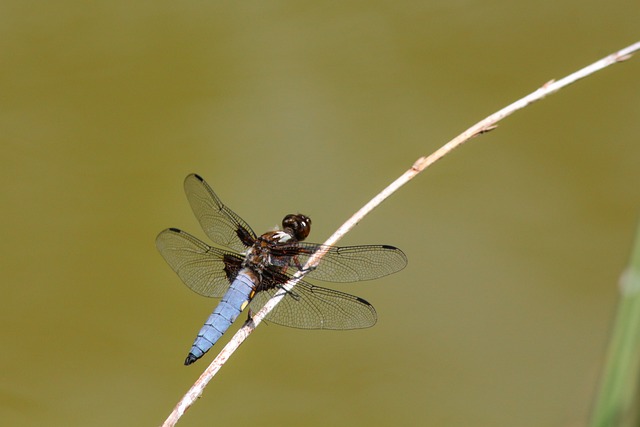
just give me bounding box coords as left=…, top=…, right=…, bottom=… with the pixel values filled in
left=184, top=353, right=198, bottom=366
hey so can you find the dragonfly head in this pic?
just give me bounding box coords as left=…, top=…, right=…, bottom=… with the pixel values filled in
left=282, top=214, right=311, bottom=241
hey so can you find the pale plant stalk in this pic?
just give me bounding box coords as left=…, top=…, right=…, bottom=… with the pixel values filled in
left=161, top=41, right=640, bottom=427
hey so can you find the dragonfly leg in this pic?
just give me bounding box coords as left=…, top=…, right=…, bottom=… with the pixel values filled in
left=274, top=285, right=301, bottom=301
left=245, top=308, right=270, bottom=326
left=292, top=254, right=317, bottom=273
left=299, top=265, right=317, bottom=273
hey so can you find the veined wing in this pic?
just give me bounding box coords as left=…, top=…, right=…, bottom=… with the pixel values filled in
left=156, top=228, right=244, bottom=297
left=249, top=270, right=377, bottom=330
left=183, top=173, right=257, bottom=253
left=277, top=243, right=407, bottom=283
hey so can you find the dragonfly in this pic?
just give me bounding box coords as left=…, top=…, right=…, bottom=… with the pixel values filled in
left=156, top=174, right=407, bottom=365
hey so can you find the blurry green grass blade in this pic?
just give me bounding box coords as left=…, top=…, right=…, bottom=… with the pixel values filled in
left=590, top=224, right=640, bottom=427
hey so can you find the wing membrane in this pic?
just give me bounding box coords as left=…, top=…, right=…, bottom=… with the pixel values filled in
left=281, top=243, right=407, bottom=283
left=156, top=228, right=243, bottom=297
left=183, top=173, right=256, bottom=253
left=249, top=274, right=377, bottom=330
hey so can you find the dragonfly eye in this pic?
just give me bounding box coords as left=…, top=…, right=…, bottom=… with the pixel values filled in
left=282, top=214, right=311, bottom=241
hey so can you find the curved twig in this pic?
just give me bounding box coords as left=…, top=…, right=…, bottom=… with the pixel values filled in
left=161, top=40, right=640, bottom=427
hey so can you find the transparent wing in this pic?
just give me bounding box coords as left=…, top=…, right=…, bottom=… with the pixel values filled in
left=279, top=243, right=407, bottom=283
left=183, top=173, right=257, bottom=253
left=156, top=228, right=244, bottom=297
left=249, top=273, right=377, bottom=330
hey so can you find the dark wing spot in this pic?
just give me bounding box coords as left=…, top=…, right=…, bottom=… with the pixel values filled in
left=356, top=296, right=372, bottom=306
left=223, top=254, right=243, bottom=281
left=236, top=227, right=255, bottom=246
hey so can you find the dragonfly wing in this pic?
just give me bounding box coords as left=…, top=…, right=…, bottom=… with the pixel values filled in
left=249, top=274, right=377, bottom=330
left=287, top=243, right=407, bottom=282
left=156, top=228, right=243, bottom=297
left=183, top=173, right=257, bottom=253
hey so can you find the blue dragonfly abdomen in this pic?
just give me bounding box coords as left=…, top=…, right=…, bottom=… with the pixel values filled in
left=184, top=271, right=255, bottom=365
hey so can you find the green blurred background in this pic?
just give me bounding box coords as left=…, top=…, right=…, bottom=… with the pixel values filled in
left=1, top=2, right=639, bottom=426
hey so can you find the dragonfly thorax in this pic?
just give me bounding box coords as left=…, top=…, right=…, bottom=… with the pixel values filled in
left=241, top=214, right=311, bottom=276
left=242, top=230, right=297, bottom=276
